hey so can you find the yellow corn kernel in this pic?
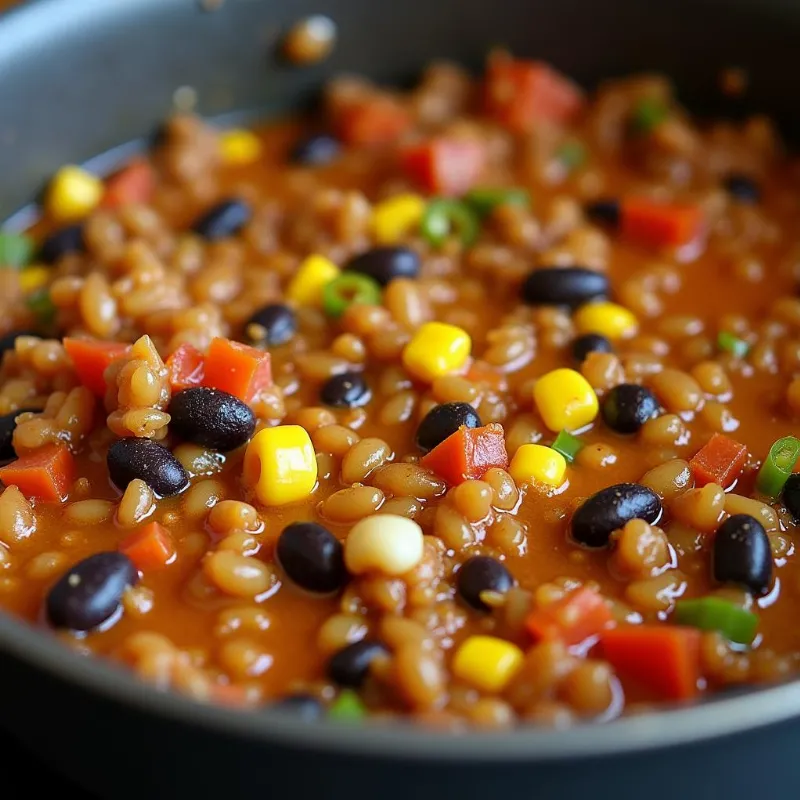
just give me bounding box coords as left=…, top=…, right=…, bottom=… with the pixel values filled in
left=534, top=368, right=598, bottom=432
left=46, top=166, right=103, bottom=222
left=19, top=266, right=51, bottom=294
left=574, top=301, right=638, bottom=340
left=286, top=254, right=340, bottom=306
left=219, top=129, right=262, bottom=166
left=371, top=194, right=426, bottom=244
left=402, top=322, right=471, bottom=383
left=452, top=635, right=524, bottom=693
left=509, top=444, right=566, bottom=488
left=243, top=425, right=317, bottom=506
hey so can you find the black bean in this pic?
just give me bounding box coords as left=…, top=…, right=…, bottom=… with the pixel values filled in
left=520, top=267, right=609, bottom=308
left=415, top=402, right=481, bottom=453
left=602, top=383, right=659, bottom=434
left=713, top=514, right=773, bottom=596
left=0, top=407, right=40, bottom=463
left=244, top=303, right=297, bottom=347
left=270, top=694, right=324, bottom=721
left=46, top=552, right=138, bottom=632
left=327, top=640, right=389, bottom=688
left=276, top=521, right=347, bottom=594
left=571, top=483, right=662, bottom=548
left=168, top=388, right=255, bottom=452
left=585, top=199, right=620, bottom=227
left=39, top=224, right=84, bottom=264
left=457, top=555, right=514, bottom=611
left=344, top=246, right=420, bottom=287
left=571, top=333, right=613, bottom=364
left=319, top=371, right=371, bottom=409
left=107, top=438, right=189, bottom=498
left=782, top=474, right=800, bottom=522
left=724, top=173, right=761, bottom=204
left=191, top=199, right=251, bottom=240
left=0, top=329, right=39, bottom=359
left=289, top=133, right=341, bottom=166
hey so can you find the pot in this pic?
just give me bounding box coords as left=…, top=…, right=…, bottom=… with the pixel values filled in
left=1, top=1, right=799, bottom=797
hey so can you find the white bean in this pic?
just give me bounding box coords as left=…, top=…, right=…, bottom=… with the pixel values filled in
left=344, top=514, right=424, bottom=576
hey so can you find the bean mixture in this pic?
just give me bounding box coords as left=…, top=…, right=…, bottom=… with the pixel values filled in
left=1, top=53, right=800, bottom=728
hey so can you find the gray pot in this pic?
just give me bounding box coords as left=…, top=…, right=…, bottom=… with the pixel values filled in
left=1, top=1, right=799, bottom=797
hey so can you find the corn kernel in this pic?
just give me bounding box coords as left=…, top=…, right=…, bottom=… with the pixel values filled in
left=46, top=166, right=103, bottom=222
left=452, top=635, right=523, bottom=693
left=534, top=368, right=598, bottom=432
left=19, top=266, right=51, bottom=294
left=574, top=301, right=638, bottom=340
left=402, top=322, right=471, bottom=383
left=371, top=194, right=426, bottom=244
left=509, top=444, right=567, bottom=488
left=219, top=129, right=262, bottom=166
left=243, top=425, right=317, bottom=506
left=286, top=254, right=340, bottom=306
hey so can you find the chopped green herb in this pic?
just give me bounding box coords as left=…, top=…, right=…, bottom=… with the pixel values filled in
left=465, top=187, right=530, bottom=218
left=556, top=140, right=586, bottom=170
left=756, top=435, right=800, bottom=497
left=675, top=596, right=758, bottom=645
left=328, top=690, right=365, bottom=721
left=717, top=331, right=749, bottom=358
left=551, top=430, right=584, bottom=463
left=421, top=198, right=481, bottom=248
left=630, top=97, right=669, bottom=134
left=323, top=273, right=382, bottom=319
left=26, top=289, right=56, bottom=325
left=0, top=232, right=34, bottom=269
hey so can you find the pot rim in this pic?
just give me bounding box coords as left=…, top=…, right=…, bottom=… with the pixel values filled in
left=2, top=609, right=798, bottom=761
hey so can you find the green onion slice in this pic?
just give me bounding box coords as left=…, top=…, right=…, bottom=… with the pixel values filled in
left=464, top=187, right=530, bottom=218
left=421, top=198, right=481, bottom=247
left=322, top=273, right=382, bottom=319
left=630, top=97, right=669, bottom=134
left=717, top=331, right=749, bottom=359
left=555, top=141, right=587, bottom=171
left=0, top=232, right=34, bottom=269
left=328, top=690, right=365, bottom=721
left=675, top=597, right=758, bottom=645
left=551, top=430, right=584, bottom=463
left=756, top=435, right=800, bottom=497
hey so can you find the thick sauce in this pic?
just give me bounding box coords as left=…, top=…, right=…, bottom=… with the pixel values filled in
left=0, top=57, right=799, bottom=725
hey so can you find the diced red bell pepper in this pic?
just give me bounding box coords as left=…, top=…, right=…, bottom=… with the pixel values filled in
left=202, top=337, right=271, bottom=404
left=0, top=444, right=75, bottom=503
left=102, top=158, right=156, bottom=209
left=401, top=138, right=486, bottom=196
left=119, top=522, right=176, bottom=572
left=526, top=586, right=614, bottom=646
left=689, top=433, right=748, bottom=489
left=621, top=197, right=705, bottom=248
left=420, top=423, right=508, bottom=485
left=166, top=343, right=206, bottom=392
left=485, top=55, right=585, bottom=132
left=64, top=338, right=130, bottom=397
left=336, top=97, right=411, bottom=146
left=600, top=625, right=701, bottom=701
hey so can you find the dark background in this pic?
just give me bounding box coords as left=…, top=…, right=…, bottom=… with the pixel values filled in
left=0, top=729, right=97, bottom=797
